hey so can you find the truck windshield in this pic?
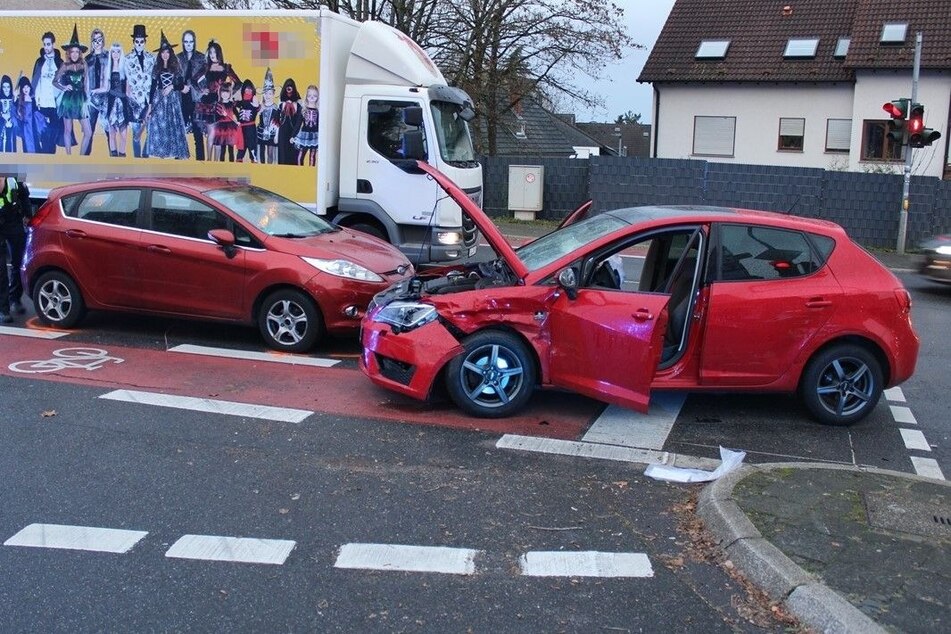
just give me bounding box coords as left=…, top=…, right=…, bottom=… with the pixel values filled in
left=430, top=101, right=477, bottom=166
left=206, top=186, right=336, bottom=237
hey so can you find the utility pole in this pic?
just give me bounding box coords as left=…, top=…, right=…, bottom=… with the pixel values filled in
left=897, top=32, right=922, bottom=255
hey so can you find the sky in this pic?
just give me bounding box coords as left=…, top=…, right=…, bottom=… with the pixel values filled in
left=573, top=0, right=676, bottom=124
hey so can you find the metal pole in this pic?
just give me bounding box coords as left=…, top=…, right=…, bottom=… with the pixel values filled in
left=897, top=32, right=922, bottom=255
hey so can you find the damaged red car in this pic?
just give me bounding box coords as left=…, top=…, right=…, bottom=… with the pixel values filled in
left=360, top=163, right=919, bottom=426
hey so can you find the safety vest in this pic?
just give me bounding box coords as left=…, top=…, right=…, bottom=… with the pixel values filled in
left=1, top=177, right=17, bottom=205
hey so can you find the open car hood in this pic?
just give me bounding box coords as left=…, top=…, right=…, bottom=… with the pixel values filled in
left=416, top=161, right=529, bottom=280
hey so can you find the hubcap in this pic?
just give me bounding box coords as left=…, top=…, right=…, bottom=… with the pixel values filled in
left=265, top=299, right=308, bottom=346
left=815, top=357, right=874, bottom=418
left=460, top=343, right=525, bottom=409
left=38, top=279, right=73, bottom=322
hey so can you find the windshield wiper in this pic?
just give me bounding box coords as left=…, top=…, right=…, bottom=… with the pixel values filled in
left=272, top=232, right=311, bottom=238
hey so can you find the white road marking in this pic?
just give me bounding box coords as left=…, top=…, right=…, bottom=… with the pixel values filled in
left=889, top=405, right=918, bottom=425
left=0, top=325, right=70, bottom=339
left=910, top=457, right=946, bottom=481
left=497, top=434, right=669, bottom=465
left=899, top=428, right=931, bottom=452
left=4, top=523, right=147, bottom=553
left=334, top=543, right=479, bottom=575
left=98, top=389, right=312, bottom=423
left=583, top=392, right=686, bottom=450
left=883, top=387, right=906, bottom=403
left=165, top=535, right=295, bottom=565
left=168, top=344, right=339, bottom=368
left=519, top=551, right=654, bottom=578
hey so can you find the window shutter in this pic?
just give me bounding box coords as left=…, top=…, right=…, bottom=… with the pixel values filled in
left=693, top=116, right=735, bottom=156
left=779, top=118, right=805, bottom=137
left=826, top=119, right=851, bottom=151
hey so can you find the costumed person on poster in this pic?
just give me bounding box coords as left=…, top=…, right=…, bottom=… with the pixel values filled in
left=125, top=24, right=155, bottom=158
left=15, top=75, right=47, bottom=153
left=256, top=68, right=280, bottom=164
left=293, top=84, right=319, bottom=166
left=0, top=76, right=15, bottom=152
left=96, top=42, right=130, bottom=157
left=195, top=40, right=240, bottom=162
left=277, top=77, right=301, bottom=165
left=31, top=31, right=63, bottom=154
left=53, top=25, right=92, bottom=156
left=211, top=81, right=240, bottom=162
left=235, top=79, right=259, bottom=163
left=145, top=31, right=189, bottom=160
left=177, top=29, right=206, bottom=161
left=85, top=27, right=110, bottom=156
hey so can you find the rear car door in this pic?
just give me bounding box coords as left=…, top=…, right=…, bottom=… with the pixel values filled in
left=136, top=189, right=248, bottom=319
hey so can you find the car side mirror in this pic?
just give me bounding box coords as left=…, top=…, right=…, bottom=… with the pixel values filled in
left=557, top=267, right=579, bottom=300
left=208, top=228, right=237, bottom=259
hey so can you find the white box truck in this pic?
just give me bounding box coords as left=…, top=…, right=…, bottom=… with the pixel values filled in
left=0, top=9, right=482, bottom=262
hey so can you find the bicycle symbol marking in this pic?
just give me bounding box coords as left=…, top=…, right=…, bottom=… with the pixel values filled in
left=8, top=347, right=125, bottom=374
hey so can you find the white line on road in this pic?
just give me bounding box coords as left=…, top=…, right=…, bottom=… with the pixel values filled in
left=166, top=535, right=296, bottom=565
left=883, top=387, right=906, bottom=403
left=899, top=428, right=931, bottom=452
left=0, top=325, right=70, bottom=339
left=168, top=344, right=339, bottom=368
left=334, top=543, right=480, bottom=575
left=519, top=551, right=654, bottom=578
left=889, top=405, right=918, bottom=425
left=4, top=523, right=147, bottom=553
left=497, top=434, right=670, bottom=465
left=98, top=389, right=312, bottom=423
left=910, top=457, right=946, bottom=481
left=583, top=392, right=686, bottom=450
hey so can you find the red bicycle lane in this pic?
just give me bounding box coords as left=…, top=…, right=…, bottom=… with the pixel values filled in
left=0, top=332, right=599, bottom=440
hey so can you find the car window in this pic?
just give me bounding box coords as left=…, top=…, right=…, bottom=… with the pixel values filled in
left=70, top=189, right=141, bottom=227
left=714, top=224, right=822, bottom=281
left=581, top=228, right=701, bottom=294
left=150, top=191, right=228, bottom=241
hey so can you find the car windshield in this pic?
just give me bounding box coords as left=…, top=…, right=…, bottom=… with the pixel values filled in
left=430, top=101, right=477, bottom=165
left=206, top=186, right=336, bottom=237
left=516, top=212, right=630, bottom=271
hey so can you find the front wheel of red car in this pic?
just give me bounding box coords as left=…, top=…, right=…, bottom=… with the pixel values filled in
left=33, top=270, right=86, bottom=329
left=800, top=344, right=883, bottom=426
left=258, top=289, right=323, bottom=353
left=445, top=330, right=536, bottom=418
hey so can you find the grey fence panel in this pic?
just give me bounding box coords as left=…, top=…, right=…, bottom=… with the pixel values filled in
left=479, top=156, right=589, bottom=220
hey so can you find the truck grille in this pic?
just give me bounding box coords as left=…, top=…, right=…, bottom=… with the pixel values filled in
left=462, top=213, right=478, bottom=248
left=376, top=354, right=416, bottom=386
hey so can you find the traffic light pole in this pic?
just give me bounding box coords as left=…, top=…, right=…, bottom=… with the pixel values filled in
left=897, top=32, right=922, bottom=255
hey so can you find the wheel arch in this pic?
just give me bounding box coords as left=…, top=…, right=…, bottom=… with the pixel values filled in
left=251, top=283, right=321, bottom=323
left=435, top=324, right=543, bottom=389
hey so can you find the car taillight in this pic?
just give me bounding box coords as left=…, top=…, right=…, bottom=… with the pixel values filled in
left=894, top=288, right=912, bottom=315
left=28, top=201, right=53, bottom=228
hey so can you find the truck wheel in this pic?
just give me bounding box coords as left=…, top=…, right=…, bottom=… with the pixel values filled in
left=445, top=330, right=536, bottom=418
left=350, top=222, right=387, bottom=241
left=258, top=289, right=323, bottom=353
left=800, top=343, right=883, bottom=426
left=33, top=271, right=86, bottom=328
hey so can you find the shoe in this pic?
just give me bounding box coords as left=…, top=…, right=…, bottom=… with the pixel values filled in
left=0, top=312, right=12, bottom=324
left=10, top=301, right=25, bottom=315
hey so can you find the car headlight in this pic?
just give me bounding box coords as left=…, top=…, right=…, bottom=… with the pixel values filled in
left=372, top=301, right=438, bottom=331
left=936, top=245, right=951, bottom=256
left=302, top=257, right=384, bottom=282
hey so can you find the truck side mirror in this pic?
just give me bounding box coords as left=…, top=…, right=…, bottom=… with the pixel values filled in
left=402, top=106, right=424, bottom=128
left=401, top=130, right=427, bottom=161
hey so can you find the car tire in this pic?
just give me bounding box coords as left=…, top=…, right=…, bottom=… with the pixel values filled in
left=33, top=270, right=86, bottom=329
left=445, top=330, right=536, bottom=418
left=258, top=289, right=323, bottom=353
left=800, top=343, right=883, bottom=426
left=350, top=222, right=387, bottom=241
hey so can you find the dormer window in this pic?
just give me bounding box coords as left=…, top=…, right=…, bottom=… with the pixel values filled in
left=834, top=37, right=850, bottom=58
left=784, top=38, right=819, bottom=58
left=880, top=23, right=907, bottom=44
left=696, top=40, right=730, bottom=59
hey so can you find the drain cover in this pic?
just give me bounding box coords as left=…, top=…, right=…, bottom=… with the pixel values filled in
left=864, top=490, right=951, bottom=540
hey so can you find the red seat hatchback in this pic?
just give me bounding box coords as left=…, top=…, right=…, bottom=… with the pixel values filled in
left=24, top=179, right=413, bottom=352
left=361, top=163, right=920, bottom=426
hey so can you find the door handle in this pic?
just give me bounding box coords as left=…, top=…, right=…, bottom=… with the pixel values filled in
left=65, top=229, right=87, bottom=239
left=806, top=297, right=832, bottom=308
left=146, top=245, right=171, bottom=254
left=633, top=308, right=654, bottom=321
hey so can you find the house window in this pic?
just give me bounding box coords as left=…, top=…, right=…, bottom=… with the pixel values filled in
left=834, top=38, right=850, bottom=58
left=696, top=40, right=730, bottom=59
left=693, top=116, right=735, bottom=157
left=861, top=120, right=903, bottom=161
left=880, top=23, right=907, bottom=44
left=825, top=119, right=851, bottom=152
left=778, top=118, right=805, bottom=151
left=784, top=38, right=819, bottom=58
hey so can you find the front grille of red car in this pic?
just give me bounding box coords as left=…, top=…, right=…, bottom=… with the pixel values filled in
left=376, top=354, right=416, bottom=386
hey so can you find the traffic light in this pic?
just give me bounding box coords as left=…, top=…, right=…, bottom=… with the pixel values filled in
left=907, top=103, right=942, bottom=148
left=883, top=98, right=909, bottom=144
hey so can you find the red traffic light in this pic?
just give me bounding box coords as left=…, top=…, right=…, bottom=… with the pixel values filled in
left=883, top=99, right=909, bottom=119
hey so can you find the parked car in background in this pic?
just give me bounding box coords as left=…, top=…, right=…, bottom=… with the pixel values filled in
left=360, top=162, right=919, bottom=426
left=24, top=179, right=413, bottom=352
left=918, top=234, right=951, bottom=284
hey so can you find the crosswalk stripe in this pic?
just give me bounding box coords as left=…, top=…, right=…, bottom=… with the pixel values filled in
left=497, top=434, right=669, bottom=465
left=899, top=428, right=931, bottom=452
left=519, top=551, right=653, bottom=578
left=0, top=325, right=70, bottom=339
left=98, top=389, right=312, bottom=423
left=583, top=392, right=686, bottom=450
left=168, top=344, right=339, bottom=368
left=4, top=523, right=147, bottom=553
left=334, top=543, right=479, bottom=575
left=910, top=457, right=946, bottom=481
left=166, top=535, right=296, bottom=565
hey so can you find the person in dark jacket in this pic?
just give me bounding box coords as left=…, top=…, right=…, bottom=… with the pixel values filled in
left=31, top=31, right=64, bottom=154
left=0, top=176, right=31, bottom=322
